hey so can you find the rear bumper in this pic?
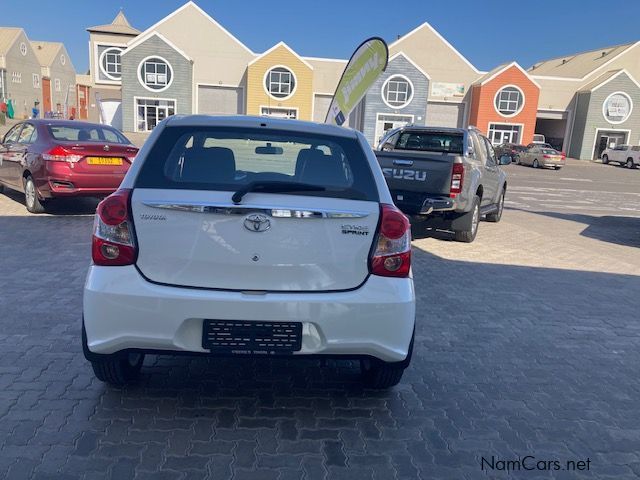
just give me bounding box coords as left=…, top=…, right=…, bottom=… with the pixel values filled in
left=542, top=159, right=565, bottom=168
left=83, top=265, right=416, bottom=363
left=420, top=196, right=455, bottom=214
left=391, top=190, right=458, bottom=215
left=39, top=162, right=126, bottom=198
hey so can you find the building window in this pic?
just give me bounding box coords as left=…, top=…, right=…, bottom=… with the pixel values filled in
left=488, top=123, right=522, bottom=145
left=139, top=57, right=173, bottom=91
left=32, top=74, right=40, bottom=88
left=495, top=86, right=524, bottom=116
left=54, top=79, right=61, bottom=91
left=260, top=107, right=297, bottom=119
left=265, top=67, right=296, bottom=99
left=603, top=92, right=632, bottom=124
left=12, top=72, right=21, bottom=83
left=382, top=75, right=414, bottom=109
left=20, top=42, right=27, bottom=56
left=99, top=47, right=123, bottom=80
left=60, top=54, right=66, bottom=65
left=136, top=98, right=176, bottom=132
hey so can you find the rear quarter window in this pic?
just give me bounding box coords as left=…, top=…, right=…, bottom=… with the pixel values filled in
left=134, top=126, right=379, bottom=202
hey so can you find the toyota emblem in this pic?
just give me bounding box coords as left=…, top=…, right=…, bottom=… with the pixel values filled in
left=103, top=145, right=110, bottom=152
left=244, top=213, right=271, bottom=232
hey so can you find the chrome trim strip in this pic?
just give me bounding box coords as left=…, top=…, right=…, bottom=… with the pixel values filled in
left=142, top=202, right=370, bottom=219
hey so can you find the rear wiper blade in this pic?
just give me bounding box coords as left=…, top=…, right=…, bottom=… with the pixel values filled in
left=232, top=181, right=326, bottom=204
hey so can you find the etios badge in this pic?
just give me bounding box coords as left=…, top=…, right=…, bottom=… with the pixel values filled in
left=244, top=213, right=271, bottom=232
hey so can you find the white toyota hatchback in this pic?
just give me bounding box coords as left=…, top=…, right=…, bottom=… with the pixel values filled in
left=83, top=115, right=415, bottom=389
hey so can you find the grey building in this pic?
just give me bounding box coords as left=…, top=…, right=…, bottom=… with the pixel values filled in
left=355, top=53, right=430, bottom=146
left=568, top=69, right=640, bottom=160
left=0, top=28, right=43, bottom=119
left=86, top=11, right=141, bottom=127
left=120, top=32, right=193, bottom=132
left=31, top=41, right=77, bottom=117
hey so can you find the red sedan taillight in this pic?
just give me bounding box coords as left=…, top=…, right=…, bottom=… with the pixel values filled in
left=450, top=162, right=464, bottom=198
left=92, top=189, right=137, bottom=266
left=42, top=145, right=83, bottom=163
left=370, top=204, right=411, bottom=278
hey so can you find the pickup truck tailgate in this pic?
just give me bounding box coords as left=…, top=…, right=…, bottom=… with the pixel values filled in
left=375, top=150, right=453, bottom=196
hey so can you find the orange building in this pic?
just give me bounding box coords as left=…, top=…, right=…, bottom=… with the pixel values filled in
left=468, top=62, right=540, bottom=145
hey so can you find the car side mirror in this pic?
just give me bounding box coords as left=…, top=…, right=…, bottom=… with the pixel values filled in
left=499, top=155, right=512, bottom=165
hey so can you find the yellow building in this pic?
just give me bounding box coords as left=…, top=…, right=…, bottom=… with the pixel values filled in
left=246, top=42, right=314, bottom=121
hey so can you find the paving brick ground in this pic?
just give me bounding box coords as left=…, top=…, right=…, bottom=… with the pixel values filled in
left=1, top=161, right=639, bottom=479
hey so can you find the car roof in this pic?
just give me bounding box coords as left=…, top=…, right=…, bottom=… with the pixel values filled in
left=397, top=125, right=467, bottom=135
left=26, top=119, right=120, bottom=130
left=166, top=115, right=359, bottom=139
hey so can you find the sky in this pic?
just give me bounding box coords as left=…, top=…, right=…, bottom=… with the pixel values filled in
left=3, top=0, right=640, bottom=74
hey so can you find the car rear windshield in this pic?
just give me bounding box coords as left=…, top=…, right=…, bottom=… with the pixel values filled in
left=47, top=125, right=130, bottom=144
left=542, top=149, right=558, bottom=155
left=395, top=131, right=464, bottom=154
left=134, top=126, right=379, bottom=201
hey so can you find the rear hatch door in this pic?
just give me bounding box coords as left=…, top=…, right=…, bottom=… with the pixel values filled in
left=131, top=125, right=380, bottom=292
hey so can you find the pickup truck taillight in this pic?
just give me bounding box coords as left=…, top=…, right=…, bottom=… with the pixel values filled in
left=450, top=163, right=464, bottom=198
left=370, top=204, right=411, bottom=278
left=92, top=189, right=137, bottom=266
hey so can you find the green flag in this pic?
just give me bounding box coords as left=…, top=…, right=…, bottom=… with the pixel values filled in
left=325, top=37, right=388, bottom=126
left=6, top=99, right=14, bottom=119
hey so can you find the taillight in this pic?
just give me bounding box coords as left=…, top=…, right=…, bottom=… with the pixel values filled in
left=370, top=204, right=411, bottom=278
left=543, top=154, right=551, bottom=159
left=92, top=189, right=137, bottom=266
left=561, top=152, right=566, bottom=159
left=42, top=145, right=83, bottom=163
left=450, top=162, right=464, bottom=198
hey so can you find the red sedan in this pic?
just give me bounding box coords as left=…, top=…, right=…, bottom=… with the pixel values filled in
left=0, top=120, right=138, bottom=213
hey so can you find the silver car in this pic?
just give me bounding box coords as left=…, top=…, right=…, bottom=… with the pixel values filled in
left=518, top=145, right=565, bottom=170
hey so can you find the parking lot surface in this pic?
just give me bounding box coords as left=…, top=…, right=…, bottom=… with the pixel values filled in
left=1, top=159, right=639, bottom=479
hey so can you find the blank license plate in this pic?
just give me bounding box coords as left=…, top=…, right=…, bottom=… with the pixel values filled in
left=202, top=320, right=302, bottom=354
left=86, top=157, right=122, bottom=165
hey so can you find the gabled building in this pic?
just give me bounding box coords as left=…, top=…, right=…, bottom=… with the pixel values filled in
left=246, top=42, right=314, bottom=120
left=530, top=42, right=640, bottom=158
left=388, top=23, right=482, bottom=130
left=468, top=62, right=540, bottom=145
left=86, top=11, right=141, bottom=127
left=356, top=52, right=430, bottom=145
left=0, top=27, right=43, bottom=119
left=31, top=41, right=77, bottom=117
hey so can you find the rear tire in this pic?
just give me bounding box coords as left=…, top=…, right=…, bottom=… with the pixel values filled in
left=361, top=360, right=405, bottom=389
left=627, top=158, right=634, bottom=169
left=453, top=195, right=480, bottom=243
left=486, top=188, right=505, bottom=223
left=91, top=353, right=144, bottom=386
left=532, top=159, right=540, bottom=169
left=24, top=176, right=46, bottom=214
left=554, top=166, right=562, bottom=171
left=602, top=155, right=609, bottom=164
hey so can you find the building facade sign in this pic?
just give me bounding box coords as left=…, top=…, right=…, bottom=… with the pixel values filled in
left=431, top=82, right=465, bottom=97
left=603, top=92, right=632, bottom=124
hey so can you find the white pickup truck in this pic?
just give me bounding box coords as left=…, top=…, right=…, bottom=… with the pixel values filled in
left=601, top=145, right=640, bottom=169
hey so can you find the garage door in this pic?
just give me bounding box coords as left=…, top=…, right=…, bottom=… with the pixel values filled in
left=198, top=86, right=244, bottom=115
left=426, top=102, right=465, bottom=128
left=313, top=94, right=333, bottom=123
